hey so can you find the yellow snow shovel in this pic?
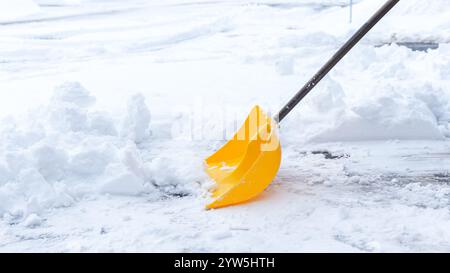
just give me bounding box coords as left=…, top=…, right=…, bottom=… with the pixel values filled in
left=205, top=0, right=400, bottom=209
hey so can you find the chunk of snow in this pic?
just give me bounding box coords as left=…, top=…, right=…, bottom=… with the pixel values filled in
left=99, top=171, right=145, bottom=196
left=310, top=76, right=346, bottom=113
left=68, top=145, right=113, bottom=177
left=23, top=213, right=43, bottom=228
left=48, top=102, right=89, bottom=132
left=31, top=143, right=68, bottom=181
left=87, top=112, right=117, bottom=136
left=51, top=82, right=96, bottom=109
left=120, top=94, right=151, bottom=143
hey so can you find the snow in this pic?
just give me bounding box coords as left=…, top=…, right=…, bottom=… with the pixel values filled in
left=0, top=81, right=206, bottom=221
left=22, top=213, right=43, bottom=228
left=0, top=0, right=40, bottom=21
left=119, top=94, right=151, bottom=143
left=0, top=0, right=450, bottom=252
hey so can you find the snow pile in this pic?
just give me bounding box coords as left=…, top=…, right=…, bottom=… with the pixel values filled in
left=310, top=91, right=444, bottom=142
left=0, top=0, right=40, bottom=21
left=280, top=44, right=450, bottom=143
left=0, top=82, right=204, bottom=222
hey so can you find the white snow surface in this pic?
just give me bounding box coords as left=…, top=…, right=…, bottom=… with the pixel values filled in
left=0, top=0, right=450, bottom=252
left=0, top=0, right=40, bottom=21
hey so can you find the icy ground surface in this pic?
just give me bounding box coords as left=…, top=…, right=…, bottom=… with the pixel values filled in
left=1, top=0, right=450, bottom=252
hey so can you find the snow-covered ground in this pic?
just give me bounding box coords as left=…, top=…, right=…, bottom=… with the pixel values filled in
left=0, top=0, right=40, bottom=21
left=0, top=0, right=450, bottom=252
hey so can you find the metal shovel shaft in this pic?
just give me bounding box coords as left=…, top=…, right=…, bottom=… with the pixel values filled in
left=275, top=0, right=400, bottom=123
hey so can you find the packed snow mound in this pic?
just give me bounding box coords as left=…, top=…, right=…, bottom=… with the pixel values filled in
left=0, top=82, right=204, bottom=222
left=310, top=92, right=444, bottom=142
left=0, top=0, right=40, bottom=21
left=120, top=94, right=151, bottom=143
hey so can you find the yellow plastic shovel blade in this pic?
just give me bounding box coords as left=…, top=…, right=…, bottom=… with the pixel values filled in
left=204, top=105, right=282, bottom=209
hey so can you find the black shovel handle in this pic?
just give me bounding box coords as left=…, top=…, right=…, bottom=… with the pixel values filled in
left=275, top=0, right=400, bottom=123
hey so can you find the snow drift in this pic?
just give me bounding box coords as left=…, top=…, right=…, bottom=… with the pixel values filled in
left=0, top=82, right=204, bottom=221
left=280, top=43, right=450, bottom=143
